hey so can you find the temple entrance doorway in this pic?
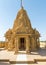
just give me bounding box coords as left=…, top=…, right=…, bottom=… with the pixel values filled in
left=19, top=38, right=26, bottom=51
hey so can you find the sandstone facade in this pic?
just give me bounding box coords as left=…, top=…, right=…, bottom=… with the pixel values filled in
left=5, top=7, right=40, bottom=53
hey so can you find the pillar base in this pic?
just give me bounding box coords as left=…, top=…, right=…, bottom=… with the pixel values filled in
left=14, top=51, right=18, bottom=54
left=8, top=48, right=13, bottom=51
left=26, top=50, right=31, bottom=54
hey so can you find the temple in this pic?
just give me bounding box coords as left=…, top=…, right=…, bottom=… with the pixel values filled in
left=5, top=7, right=40, bottom=53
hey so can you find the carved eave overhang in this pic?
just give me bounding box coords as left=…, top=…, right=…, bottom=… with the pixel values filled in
left=15, top=33, right=32, bottom=36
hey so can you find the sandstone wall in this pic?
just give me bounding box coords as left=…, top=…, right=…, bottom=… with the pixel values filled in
left=0, top=42, right=5, bottom=48
left=40, top=41, right=46, bottom=48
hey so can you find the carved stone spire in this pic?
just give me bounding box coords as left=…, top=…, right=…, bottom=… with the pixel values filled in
left=21, top=0, right=23, bottom=8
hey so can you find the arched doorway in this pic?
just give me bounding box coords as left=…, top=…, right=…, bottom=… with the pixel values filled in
left=19, top=38, right=26, bottom=50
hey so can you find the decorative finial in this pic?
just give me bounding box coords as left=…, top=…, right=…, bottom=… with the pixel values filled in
left=21, top=0, right=23, bottom=8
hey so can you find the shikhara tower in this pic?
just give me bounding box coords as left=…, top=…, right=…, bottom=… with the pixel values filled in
left=5, top=1, right=40, bottom=53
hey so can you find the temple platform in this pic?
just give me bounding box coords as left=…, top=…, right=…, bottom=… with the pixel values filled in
left=0, top=48, right=46, bottom=65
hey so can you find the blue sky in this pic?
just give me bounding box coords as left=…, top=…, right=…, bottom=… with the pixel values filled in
left=0, top=0, right=46, bottom=41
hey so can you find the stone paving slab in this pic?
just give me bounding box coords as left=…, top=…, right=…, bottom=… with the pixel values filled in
left=0, top=62, right=10, bottom=65
left=0, top=48, right=46, bottom=65
left=28, top=62, right=46, bottom=65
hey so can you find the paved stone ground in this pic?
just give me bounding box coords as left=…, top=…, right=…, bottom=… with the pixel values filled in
left=0, top=48, right=46, bottom=65
left=0, top=62, right=46, bottom=65
left=0, top=62, right=10, bottom=65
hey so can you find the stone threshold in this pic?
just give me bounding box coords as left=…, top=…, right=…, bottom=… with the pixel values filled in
left=34, top=59, right=46, bottom=62
left=0, top=59, right=46, bottom=64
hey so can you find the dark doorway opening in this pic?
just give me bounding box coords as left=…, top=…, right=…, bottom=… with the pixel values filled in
left=20, top=38, right=24, bottom=43
left=19, top=38, right=26, bottom=50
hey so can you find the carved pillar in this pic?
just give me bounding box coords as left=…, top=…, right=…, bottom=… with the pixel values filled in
left=4, top=38, right=8, bottom=49
left=15, top=37, right=19, bottom=53
left=26, top=36, right=30, bottom=53
left=8, top=40, right=14, bottom=51
left=37, top=38, right=40, bottom=48
left=35, top=37, right=37, bottom=49
left=31, top=38, right=37, bottom=51
left=14, top=38, right=17, bottom=53
left=16, top=37, right=19, bottom=51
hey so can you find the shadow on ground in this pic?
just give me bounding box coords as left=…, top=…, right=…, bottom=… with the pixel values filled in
left=0, top=62, right=10, bottom=65
left=31, top=48, right=46, bottom=56
left=0, top=48, right=5, bottom=51
left=37, top=48, right=46, bottom=56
